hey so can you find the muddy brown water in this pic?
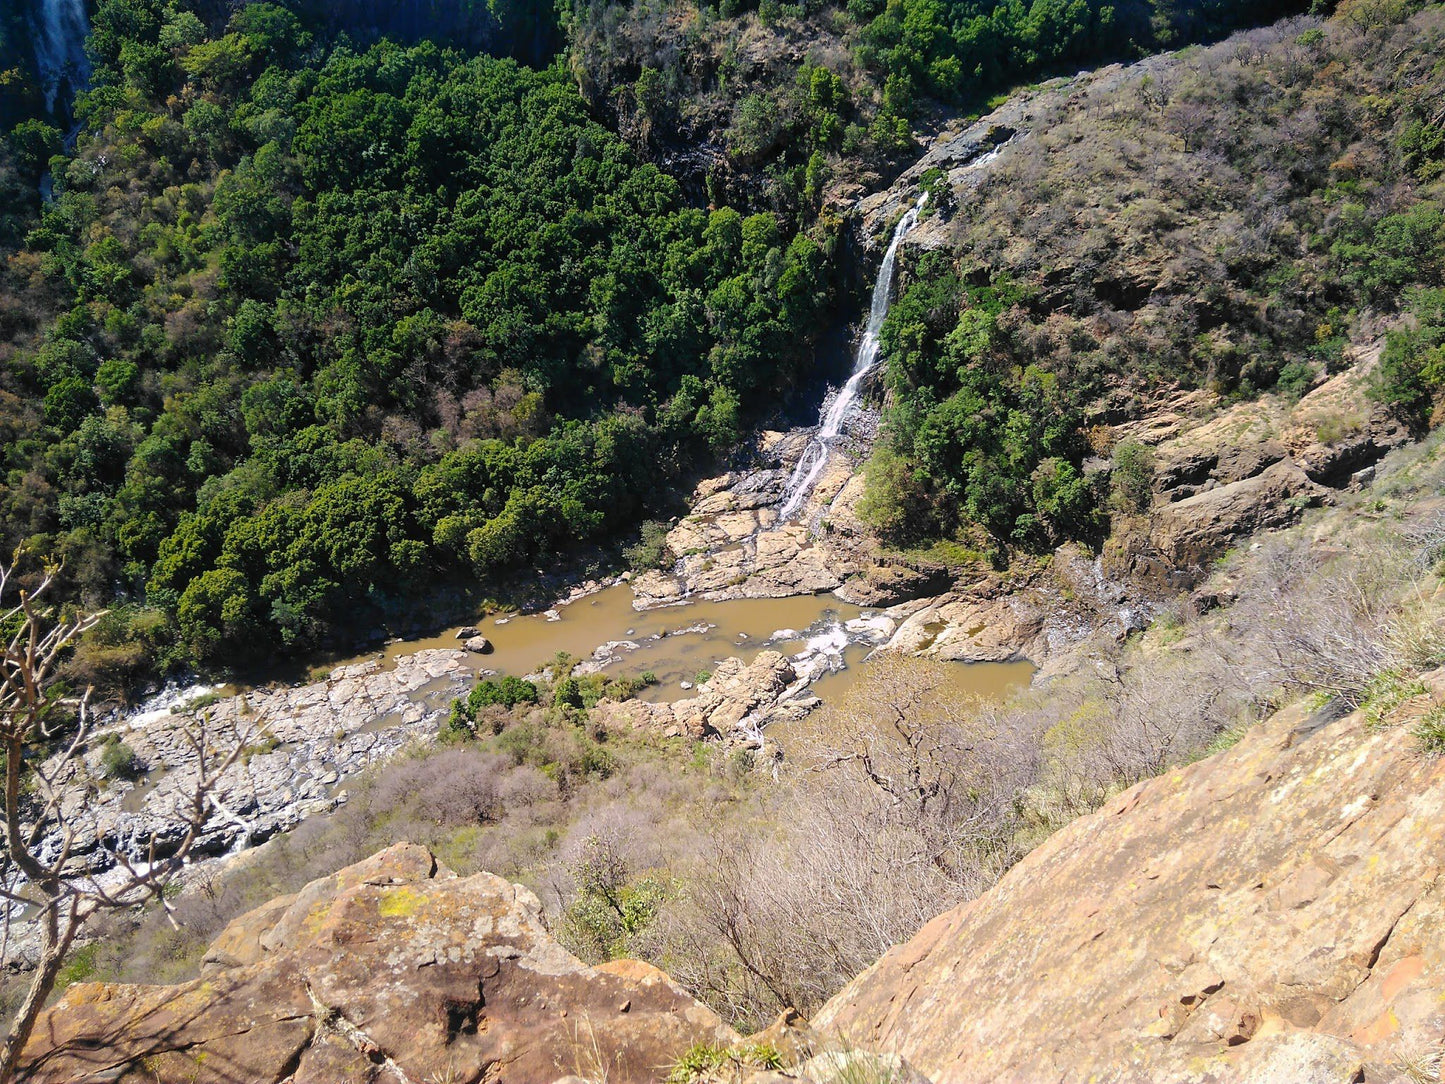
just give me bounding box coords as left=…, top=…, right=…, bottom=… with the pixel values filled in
left=771, top=654, right=1036, bottom=752
left=334, top=582, right=1035, bottom=709
left=808, top=648, right=1035, bottom=706
left=338, top=584, right=867, bottom=698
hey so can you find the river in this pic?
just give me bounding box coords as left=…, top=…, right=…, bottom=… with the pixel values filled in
left=328, top=581, right=1033, bottom=721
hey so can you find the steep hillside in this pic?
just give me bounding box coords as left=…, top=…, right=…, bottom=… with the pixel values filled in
left=855, top=0, right=1445, bottom=557
left=813, top=681, right=1445, bottom=1083
left=21, top=667, right=1445, bottom=1082
left=568, top=0, right=1306, bottom=204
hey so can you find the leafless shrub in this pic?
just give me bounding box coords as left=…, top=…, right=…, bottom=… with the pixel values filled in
left=640, top=661, right=1040, bottom=1027
left=1215, top=530, right=1424, bottom=704
left=363, top=748, right=508, bottom=829
left=647, top=781, right=968, bottom=1030
left=0, top=562, right=245, bottom=1080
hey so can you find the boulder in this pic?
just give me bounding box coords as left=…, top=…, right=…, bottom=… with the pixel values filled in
left=21, top=843, right=736, bottom=1083
left=462, top=635, right=493, bottom=654
left=813, top=678, right=1445, bottom=1083
left=835, top=562, right=951, bottom=606
left=1152, top=460, right=1325, bottom=570
left=571, top=640, right=641, bottom=676
left=454, top=625, right=480, bottom=639
left=592, top=651, right=803, bottom=743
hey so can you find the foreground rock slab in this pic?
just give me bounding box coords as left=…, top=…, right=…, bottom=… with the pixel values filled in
left=814, top=679, right=1445, bottom=1083
left=21, top=843, right=736, bottom=1084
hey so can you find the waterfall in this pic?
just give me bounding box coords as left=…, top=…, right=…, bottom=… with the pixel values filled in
left=776, top=191, right=928, bottom=522
left=28, top=0, right=92, bottom=114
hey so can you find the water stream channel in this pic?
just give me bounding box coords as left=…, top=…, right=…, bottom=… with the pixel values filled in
left=329, top=582, right=1033, bottom=719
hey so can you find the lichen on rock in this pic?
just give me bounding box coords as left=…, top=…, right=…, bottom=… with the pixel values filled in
left=20, top=843, right=736, bottom=1084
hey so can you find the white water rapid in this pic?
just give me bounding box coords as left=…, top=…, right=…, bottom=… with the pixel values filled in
left=776, top=191, right=928, bottom=521
left=28, top=0, right=92, bottom=113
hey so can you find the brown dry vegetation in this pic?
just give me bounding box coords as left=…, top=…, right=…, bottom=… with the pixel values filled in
left=942, top=5, right=1445, bottom=401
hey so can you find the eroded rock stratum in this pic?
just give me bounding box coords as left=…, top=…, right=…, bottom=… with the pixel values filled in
left=19, top=843, right=735, bottom=1083
left=813, top=678, right=1445, bottom=1084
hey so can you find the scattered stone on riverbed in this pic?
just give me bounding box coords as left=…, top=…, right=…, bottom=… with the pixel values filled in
left=20, top=649, right=473, bottom=908
left=463, top=635, right=494, bottom=654
left=668, top=621, right=714, bottom=637
left=572, top=640, right=642, bottom=676
left=456, top=625, right=481, bottom=639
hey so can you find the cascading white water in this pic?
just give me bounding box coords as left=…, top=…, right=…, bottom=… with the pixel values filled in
left=777, top=191, right=928, bottom=521
left=28, top=0, right=92, bottom=113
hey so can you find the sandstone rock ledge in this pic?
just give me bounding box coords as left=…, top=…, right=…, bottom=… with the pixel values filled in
left=813, top=677, right=1445, bottom=1084
left=594, top=649, right=811, bottom=745
left=20, top=843, right=735, bottom=1084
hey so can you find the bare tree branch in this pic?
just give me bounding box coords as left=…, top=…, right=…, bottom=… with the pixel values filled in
left=0, top=560, right=243, bottom=1083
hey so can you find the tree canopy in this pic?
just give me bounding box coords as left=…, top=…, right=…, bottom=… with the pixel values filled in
left=0, top=0, right=837, bottom=669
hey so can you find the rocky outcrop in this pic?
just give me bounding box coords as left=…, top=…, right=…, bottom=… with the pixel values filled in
left=879, top=592, right=1046, bottom=662
left=1152, top=459, right=1325, bottom=569
left=813, top=677, right=1445, bottom=1083
left=20, top=843, right=736, bottom=1084
left=1119, top=344, right=1411, bottom=579
left=867, top=544, right=1152, bottom=672
left=633, top=433, right=860, bottom=606
left=595, top=650, right=811, bottom=744
left=633, top=432, right=947, bottom=611
left=35, top=652, right=471, bottom=883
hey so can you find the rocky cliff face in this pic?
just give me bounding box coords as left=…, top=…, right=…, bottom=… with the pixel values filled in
left=812, top=677, right=1445, bottom=1083
left=1111, top=340, right=1410, bottom=585
left=20, top=843, right=735, bottom=1083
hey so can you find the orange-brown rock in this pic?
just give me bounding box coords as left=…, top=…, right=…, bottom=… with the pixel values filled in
left=21, top=843, right=735, bottom=1084
left=814, top=683, right=1445, bottom=1083
left=592, top=650, right=805, bottom=743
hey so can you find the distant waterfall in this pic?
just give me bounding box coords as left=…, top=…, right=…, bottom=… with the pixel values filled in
left=776, top=192, right=928, bottom=522
left=28, top=0, right=92, bottom=114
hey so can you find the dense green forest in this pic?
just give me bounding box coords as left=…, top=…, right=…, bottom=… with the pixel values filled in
left=3, top=0, right=1419, bottom=683
left=0, top=1, right=840, bottom=678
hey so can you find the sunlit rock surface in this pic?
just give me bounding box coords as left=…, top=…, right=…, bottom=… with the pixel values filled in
left=20, top=843, right=735, bottom=1083
left=814, top=679, right=1445, bottom=1083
